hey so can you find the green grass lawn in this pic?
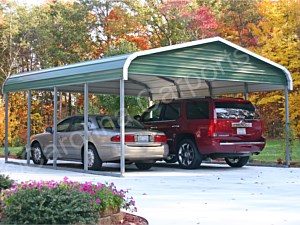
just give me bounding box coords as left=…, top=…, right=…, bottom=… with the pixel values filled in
left=1, top=139, right=300, bottom=165
left=0, top=146, right=23, bottom=156
left=251, top=139, right=300, bottom=164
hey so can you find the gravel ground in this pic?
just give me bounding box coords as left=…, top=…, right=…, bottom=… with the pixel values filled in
left=1, top=158, right=300, bottom=225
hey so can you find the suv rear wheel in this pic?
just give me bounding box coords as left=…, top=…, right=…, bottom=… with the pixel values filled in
left=177, top=139, right=202, bottom=169
left=225, top=156, right=249, bottom=167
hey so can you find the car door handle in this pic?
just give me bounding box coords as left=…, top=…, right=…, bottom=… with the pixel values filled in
left=150, top=126, right=158, bottom=129
left=172, top=125, right=180, bottom=128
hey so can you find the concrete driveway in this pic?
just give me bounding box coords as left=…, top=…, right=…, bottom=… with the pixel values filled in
left=1, top=159, right=300, bottom=225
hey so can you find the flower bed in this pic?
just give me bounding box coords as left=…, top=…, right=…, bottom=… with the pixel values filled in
left=0, top=177, right=137, bottom=225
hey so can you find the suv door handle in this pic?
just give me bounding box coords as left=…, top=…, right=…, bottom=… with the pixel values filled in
left=172, top=125, right=180, bottom=128
left=150, top=126, right=158, bottom=129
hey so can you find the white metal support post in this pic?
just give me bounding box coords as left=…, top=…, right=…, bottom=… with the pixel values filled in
left=244, top=83, right=249, bottom=100
left=284, top=86, right=290, bottom=167
left=26, top=90, right=31, bottom=164
left=4, top=93, right=9, bottom=163
left=83, top=83, right=89, bottom=171
left=53, top=87, right=58, bottom=168
left=120, top=79, right=125, bottom=177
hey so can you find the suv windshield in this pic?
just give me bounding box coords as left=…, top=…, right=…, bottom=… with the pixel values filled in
left=215, top=101, right=259, bottom=120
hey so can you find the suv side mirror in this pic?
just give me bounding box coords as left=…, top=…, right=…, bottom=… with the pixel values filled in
left=45, top=127, right=53, bottom=133
left=134, top=115, right=141, bottom=121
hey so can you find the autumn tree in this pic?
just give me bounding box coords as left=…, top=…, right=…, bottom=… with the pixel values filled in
left=122, top=0, right=218, bottom=47
left=217, top=0, right=260, bottom=47
left=0, top=0, right=97, bottom=146
left=251, top=0, right=300, bottom=137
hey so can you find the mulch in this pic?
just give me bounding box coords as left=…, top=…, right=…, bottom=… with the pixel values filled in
left=119, top=213, right=148, bottom=225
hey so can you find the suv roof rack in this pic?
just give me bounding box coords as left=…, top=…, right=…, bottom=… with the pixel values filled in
left=158, top=96, right=211, bottom=103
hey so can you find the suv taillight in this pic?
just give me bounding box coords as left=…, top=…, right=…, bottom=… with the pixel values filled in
left=208, top=120, right=217, bottom=137
left=261, top=120, right=265, bottom=135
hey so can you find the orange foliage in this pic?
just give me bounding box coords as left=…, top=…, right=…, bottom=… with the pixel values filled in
left=102, top=6, right=150, bottom=53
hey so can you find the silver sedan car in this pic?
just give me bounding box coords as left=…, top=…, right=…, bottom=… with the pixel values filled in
left=30, top=115, right=169, bottom=170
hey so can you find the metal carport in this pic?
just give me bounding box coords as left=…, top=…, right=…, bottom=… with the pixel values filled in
left=2, top=37, right=293, bottom=176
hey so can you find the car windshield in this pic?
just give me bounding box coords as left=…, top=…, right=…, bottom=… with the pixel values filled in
left=215, top=101, right=259, bottom=120
left=96, top=116, right=145, bottom=129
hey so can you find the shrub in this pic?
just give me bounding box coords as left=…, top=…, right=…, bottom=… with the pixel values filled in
left=16, top=146, right=27, bottom=159
left=0, top=177, right=137, bottom=224
left=11, top=137, right=23, bottom=147
left=0, top=175, right=14, bottom=191
left=2, top=187, right=99, bottom=224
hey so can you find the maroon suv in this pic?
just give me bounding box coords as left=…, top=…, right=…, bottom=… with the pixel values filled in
left=136, top=97, right=266, bottom=169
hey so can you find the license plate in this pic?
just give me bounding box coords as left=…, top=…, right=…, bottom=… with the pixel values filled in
left=137, top=135, right=149, bottom=142
left=232, top=122, right=252, bottom=128
left=237, top=128, right=246, bottom=135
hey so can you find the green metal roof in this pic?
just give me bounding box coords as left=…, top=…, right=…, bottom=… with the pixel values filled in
left=2, top=37, right=292, bottom=99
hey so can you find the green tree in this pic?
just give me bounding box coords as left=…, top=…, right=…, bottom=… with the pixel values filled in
left=32, top=1, right=93, bottom=67
left=97, top=39, right=148, bottom=117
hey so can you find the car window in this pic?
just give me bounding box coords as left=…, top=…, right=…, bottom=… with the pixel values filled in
left=97, top=116, right=144, bottom=129
left=69, top=117, right=84, bottom=131
left=142, top=104, right=164, bottom=122
left=186, top=101, right=209, bottom=120
left=215, top=101, right=259, bottom=119
left=162, top=103, right=181, bottom=121
left=57, top=118, right=72, bottom=132
left=99, top=117, right=116, bottom=129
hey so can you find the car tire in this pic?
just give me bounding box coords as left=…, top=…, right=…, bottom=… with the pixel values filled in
left=83, top=144, right=102, bottom=171
left=31, top=142, right=48, bottom=165
left=164, top=154, right=177, bottom=163
left=225, top=156, right=249, bottom=168
left=135, top=162, right=154, bottom=170
left=177, top=139, right=202, bottom=169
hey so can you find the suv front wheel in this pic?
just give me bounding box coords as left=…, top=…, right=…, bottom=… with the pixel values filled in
left=225, top=156, right=249, bottom=168
left=177, top=139, right=202, bottom=169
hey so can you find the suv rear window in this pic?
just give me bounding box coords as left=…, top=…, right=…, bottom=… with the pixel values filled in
left=215, top=101, right=259, bottom=119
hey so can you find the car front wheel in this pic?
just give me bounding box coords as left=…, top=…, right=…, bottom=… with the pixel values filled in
left=177, top=139, right=202, bottom=169
left=31, top=143, right=48, bottom=165
left=225, top=156, right=249, bottom=167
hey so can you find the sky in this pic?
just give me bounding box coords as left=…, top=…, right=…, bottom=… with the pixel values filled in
left=14, top=0, right=45, bottom=5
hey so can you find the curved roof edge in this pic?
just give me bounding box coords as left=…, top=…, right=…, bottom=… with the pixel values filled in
left=123, top=37, right=293, bottom=90
left=2, top=53, right=131, bottom=94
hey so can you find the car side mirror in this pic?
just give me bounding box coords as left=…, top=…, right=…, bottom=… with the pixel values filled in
left=45, top=127, right=53, bottom=133
left=134, top=115, right=141, bottom=121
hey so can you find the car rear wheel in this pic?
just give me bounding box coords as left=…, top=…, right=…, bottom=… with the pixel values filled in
left=177, top=139, right=202, bottom=169
left=225, top=156, right=249, bottom=167
left=135, top=162, right=155, bottom=170
left=31, top=143, right=48, bottom=165
left=82, top=145, right=102, bottom=170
